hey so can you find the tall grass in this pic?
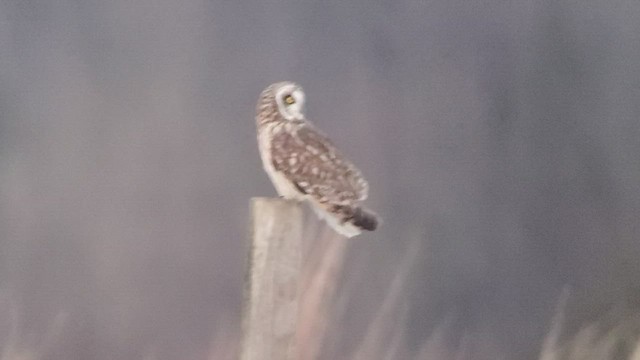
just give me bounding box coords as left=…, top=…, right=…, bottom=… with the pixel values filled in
left=1, top=220, right=639, bottom=360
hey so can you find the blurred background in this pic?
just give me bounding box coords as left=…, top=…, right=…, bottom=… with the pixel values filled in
left=1, top=0, right=639, bottom=359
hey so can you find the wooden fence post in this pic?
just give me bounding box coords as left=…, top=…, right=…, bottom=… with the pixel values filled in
left=240, top=197, right=303, bottom=360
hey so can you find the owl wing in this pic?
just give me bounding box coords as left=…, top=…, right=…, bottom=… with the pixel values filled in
left=271, top=124, right=369, bottom=204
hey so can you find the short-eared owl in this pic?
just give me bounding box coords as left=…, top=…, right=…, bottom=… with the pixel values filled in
left=256, top=81, right=379, bottom=238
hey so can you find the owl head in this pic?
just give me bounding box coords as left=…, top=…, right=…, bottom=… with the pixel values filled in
left=258, top=81, right=306, bottom=123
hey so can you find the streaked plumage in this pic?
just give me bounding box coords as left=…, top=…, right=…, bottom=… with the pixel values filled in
left=256, top=81, right=379, bottom=237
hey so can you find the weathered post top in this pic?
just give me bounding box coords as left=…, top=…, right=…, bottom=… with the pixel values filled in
left=240, top=197, right=303, bottom=360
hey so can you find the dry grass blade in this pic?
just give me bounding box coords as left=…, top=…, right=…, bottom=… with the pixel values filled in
left=351, top=239, right=422, bottom=360
left=538, top=287, right=570, bottom=360
left=296, top=226, right=348, bottom=360
left=1, top=305, right=67, bottom=360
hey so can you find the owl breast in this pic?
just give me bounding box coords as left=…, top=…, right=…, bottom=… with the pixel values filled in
left=258, top=123, right=308, bottom=200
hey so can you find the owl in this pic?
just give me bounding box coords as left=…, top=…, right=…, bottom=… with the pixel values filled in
left=256, top=81, right=379, bottom=238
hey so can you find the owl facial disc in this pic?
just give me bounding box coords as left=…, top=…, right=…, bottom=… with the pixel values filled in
left=274, top=83, right=305, bottom=121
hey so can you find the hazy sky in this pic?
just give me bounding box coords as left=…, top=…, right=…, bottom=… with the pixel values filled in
left=0, top=1, right=639, bottom=359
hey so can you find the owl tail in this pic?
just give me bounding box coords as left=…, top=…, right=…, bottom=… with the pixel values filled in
left=349, top=206, right=379, bottom=231
left=312, top=203, right=380, bottom=238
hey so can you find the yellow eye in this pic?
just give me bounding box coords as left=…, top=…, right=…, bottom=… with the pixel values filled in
left=284, top=95, right=295, bottom=105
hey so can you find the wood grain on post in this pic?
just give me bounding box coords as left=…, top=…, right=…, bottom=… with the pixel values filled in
left=240, top=197, right=303, bottom=360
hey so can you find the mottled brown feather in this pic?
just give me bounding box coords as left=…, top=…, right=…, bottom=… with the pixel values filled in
left=270, top=123, right=369, bottom=205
